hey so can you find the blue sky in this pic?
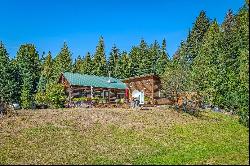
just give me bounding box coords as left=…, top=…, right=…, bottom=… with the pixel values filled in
left=0, top=0, right=245, bottom=59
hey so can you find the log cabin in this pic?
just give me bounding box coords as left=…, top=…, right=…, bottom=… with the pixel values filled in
left=59, top=72, right=128, bottom=106
left=123, top=74, right=171, bottom=105
left=59, top=72, right=172, bottom=107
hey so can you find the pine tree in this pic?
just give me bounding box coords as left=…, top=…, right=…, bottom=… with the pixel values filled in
left=173, top=41, right=187, bottom=62
left=218, top=8, right=248, bottom=111
left=16, top=44, right=40, bottom=108
left=82, top=52, right=93, bottom=75
left=139, top=39, right=150, bottom=75
left=156, top=39, right=170, bottom=75
left=185, top=11, right=210, bottom=64
left=238, top=48, right=249, bottom=126
left=173, top=11, right=210, bottom=92
left=11, top=58, right=21, bottom=103
left=73, top=55, right=84, bottom=73
left=161, top=60, right=187, bottom=100
left=214, top=9, right=237, bottom=109
left=0, top=42, right=16, bottom=102
left=192, top=20, right=221, bottom=105
left=43, top=52, right=53, bottom=83
left=51, top=42, right=72, bottom=82
left=20, top=71, right=34, bottom=108
left=92, top=36, right=107, bottom=76
left=129, top=39, right=151, bottom=76
left=116, top=51, right=131, bottom=79
left=149, top=40, right=160, bottom=74
left=108, top=45, right=120, bottom=77
left=37, top=51, right=53, bottom=93
left=129, top=46, right=141, bottom=76
left=40, top=51, right=46, bottom=66
left=234, top=4, right=249, bottom=126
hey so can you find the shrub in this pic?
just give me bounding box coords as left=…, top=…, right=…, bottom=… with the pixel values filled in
left=119, top=98, right=125, bottom=104
left=72, top=97, right=89, bottom=102
left=46, top=83, right=66, bottom=108
left=35, top=83, right=66, bottom=109
left=35, top=92, right=47, bottom=106
left=238, top=107, right=249, bottom=128
left=91, top=97, right=100, bottom=102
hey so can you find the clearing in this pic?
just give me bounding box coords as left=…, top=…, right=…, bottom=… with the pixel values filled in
left=0, top=107, right=248, bottom=165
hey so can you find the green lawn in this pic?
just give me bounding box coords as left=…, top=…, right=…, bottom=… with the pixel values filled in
left=0, top=107, right=248, bottom=165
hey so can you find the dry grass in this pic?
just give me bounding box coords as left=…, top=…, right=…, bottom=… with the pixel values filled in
left=0, top=107, right=249, bottom=164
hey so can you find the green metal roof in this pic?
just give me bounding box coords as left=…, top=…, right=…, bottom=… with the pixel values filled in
left=63, top=72, right=127, bottom=89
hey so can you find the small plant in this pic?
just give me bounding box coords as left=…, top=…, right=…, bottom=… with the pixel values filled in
left=91, top=97, right=100, bottom=103
left=144, top=96, right=151, bottom=104
left=144, top=96, right=150, bottom=102
left=72, top=97, right=88, bottom=102
left=119, top=98, right=124, bottom=104
left=99, top=98, right=107, bottom=104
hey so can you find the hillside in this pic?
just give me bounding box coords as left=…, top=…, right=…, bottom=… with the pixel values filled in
left=0, top=108, right=249, bottom=165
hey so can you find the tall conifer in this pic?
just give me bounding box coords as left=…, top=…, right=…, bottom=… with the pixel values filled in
left=51, top=42, right=72, bottom=82
left=0, top=42, right=16, bottom=102
left=92, top=36, right=107, bottom=76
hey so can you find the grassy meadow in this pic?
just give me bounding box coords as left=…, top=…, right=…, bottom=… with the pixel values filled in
left=0, top=107, right=248, bottom=165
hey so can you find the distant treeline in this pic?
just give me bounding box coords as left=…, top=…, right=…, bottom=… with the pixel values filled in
left=0, top=2, right=248, bottom=126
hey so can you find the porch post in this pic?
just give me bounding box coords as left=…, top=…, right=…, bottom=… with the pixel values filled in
left=91, top=86, right=93, bottom=99
left=108, top=90, right=110, bottom=103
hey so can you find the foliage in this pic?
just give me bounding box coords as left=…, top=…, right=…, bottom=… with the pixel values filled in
left=82, top=52, right=93, bottom=75
left=156, top=39, right=170, bottom=75
left=15, top=44, right=40, bottom=108
left=37, top=51, right=53, bottom=92
left=92, top=36, right=107, bottom=76
left=117, top=51, right=131, bottom=79
left=51, top=42, right=72, bottom=82
left=72, top=97, right=90, bottom=102
left=234, top=5, right=249, bottom=126
left=20, top=74, right=34, bottom=109
left=144, top=96, right=151, bottom=102
left=91, top=97, right=100, bottom=102
left=0, top=42, right=16, bottom=103
left=35, top=91, right=46, bottom=106
left=161, top=60, right=188, bottom=100
left=191, top=20, right=221, bottom=104
left=35, top=83, right=66, bottom=108
left=72, top=55, right=84, bottom=73
left=185, top=10, right=211, bottom=65
left=45, top=83, right=67, bottom=108
left=128, top=38, right=169, bottom=77
left=129, top=46, right=141, bottom=76
left=167, top=3, right=249, bottom=127
left=108, top=45, right=121, bottom=78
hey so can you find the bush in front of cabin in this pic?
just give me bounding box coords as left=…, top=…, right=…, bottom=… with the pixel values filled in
left=35, top=91, right=47, bottom=108
left=35, top=83, right=66, bottom=109
left=46, top=83, right=67, bottom=108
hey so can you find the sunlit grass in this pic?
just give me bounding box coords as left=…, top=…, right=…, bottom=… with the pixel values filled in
left=0, top=108, right=248, bottom=164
